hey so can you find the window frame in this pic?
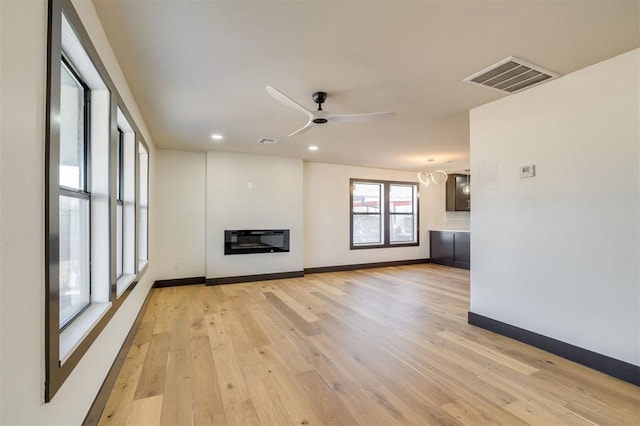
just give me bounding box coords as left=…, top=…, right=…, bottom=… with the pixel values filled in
left=350, top=181, right=384, bottom=247
left=138, top=141, right=150, bottom=268
left=116, top=128, right=124, bottom=280
left=58, top=57, right=92, bottom=329
left=45, top=0, right=151, bottom=402
left=388, top=182, right=419, bottom=245
left=59, top=56, right=90, bottom=193
left=350, top=178, right=419, bottom=249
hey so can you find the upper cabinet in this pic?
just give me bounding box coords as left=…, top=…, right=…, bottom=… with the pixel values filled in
left=446, top=173, right=470, bottom=211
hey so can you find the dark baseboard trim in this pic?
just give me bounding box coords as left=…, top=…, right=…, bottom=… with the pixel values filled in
left=206, top=259, right=432, bottom=284
left=304, top=258, right=430, bottom=274
left=206, top=271, right=304, bottom=286
left=429, top=259, right=470, bottom=270
left=82, top=287, right=155, bottom=425
left=468, top=311, right=640, bottom=387
left=153, top=276, right=205, bottom=288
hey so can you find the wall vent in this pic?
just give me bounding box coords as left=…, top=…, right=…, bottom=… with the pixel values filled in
left=257, top=137, right=280, bottom=145
left=464, top=56, right=559, bottom=93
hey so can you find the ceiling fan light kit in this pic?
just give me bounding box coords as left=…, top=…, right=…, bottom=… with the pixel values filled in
left=266, top=86, right=395, bottom=137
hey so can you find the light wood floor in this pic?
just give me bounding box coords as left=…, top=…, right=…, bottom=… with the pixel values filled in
left=98, top=264, right=640, bottom=425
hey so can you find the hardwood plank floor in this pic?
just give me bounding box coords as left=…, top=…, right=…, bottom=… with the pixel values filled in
left=98, top=264, right=640, bottom=425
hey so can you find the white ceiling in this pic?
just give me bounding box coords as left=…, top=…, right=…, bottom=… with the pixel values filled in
left=92, top=0, right=639, bottom=173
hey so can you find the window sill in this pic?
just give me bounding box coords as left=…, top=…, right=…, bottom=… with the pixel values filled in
left=116, top=274, right=136, bottom=298
left=351, top=241, right=419, bottom=250
left=59, top=302, right=111, bottom=365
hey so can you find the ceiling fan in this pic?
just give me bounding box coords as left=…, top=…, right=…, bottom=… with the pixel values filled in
left=266, top=86, right=395, bottom=137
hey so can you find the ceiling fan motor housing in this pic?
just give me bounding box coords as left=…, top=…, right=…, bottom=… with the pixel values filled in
left=312, top=91, right=328, bottom=122
left=312, top=91, right=327, bottom=105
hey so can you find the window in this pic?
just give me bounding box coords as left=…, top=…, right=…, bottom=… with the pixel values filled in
left=59, top=59, right=91, bottom=328
left=352, top=182, right=383, bottom=245
left=59, top=61, right=87, bottom=191
left=350, top=179, right=419, bottom=249
left=115, top=108, right=137, bottom=296
left=138, top=142, right=149, bottom=267
left=116, top=128, right=124, bottom=279
left=45, top=3, right=150, bottom=402
left=389, top=183, right=418, bottom=243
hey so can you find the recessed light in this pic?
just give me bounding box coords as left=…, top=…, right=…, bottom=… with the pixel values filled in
left=211, top=134, right=223, bottom=140
left=308, top=145, right=319, bottom=151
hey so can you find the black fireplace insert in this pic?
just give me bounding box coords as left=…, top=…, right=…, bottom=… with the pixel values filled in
left=224, top=229, right=290, bottom=255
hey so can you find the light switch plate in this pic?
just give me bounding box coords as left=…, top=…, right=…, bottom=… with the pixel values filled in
left=520, top=164, right=535, bottom=178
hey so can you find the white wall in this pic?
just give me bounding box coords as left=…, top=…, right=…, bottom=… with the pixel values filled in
left=0, top=1, right=156, bottom=423
left=155, top=150, right=206, bottom=280
left=470, top=49, right=639, bottom=366
left=303, top=162, right=444, bottom=268
left=0, top=2, right=4, bottom=422
left=206, top=152, right=304, bottom=278
left=164, top=155, right=448, bottom=278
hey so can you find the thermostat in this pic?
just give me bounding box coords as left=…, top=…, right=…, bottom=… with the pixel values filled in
left=520, top=165, right=535, bottom=178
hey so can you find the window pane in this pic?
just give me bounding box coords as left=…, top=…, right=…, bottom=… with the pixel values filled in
left=390, top=214, right=415, bottom=243
left=116, top=131, right=122, bottom=201
left=59, top=195, right=90, bottom=327
left=139, top=206, right=148, bottom=261
left=390, top=184, right=414, bottom=213
left=352, top=182, right=381, bottom=213
left=59, top=63, right=85, bottom=190
left=138, top=143, right=149, bottom=263
left=353, top=214, right=382, bottom=244
left=116, top=203, right=123, bottom=278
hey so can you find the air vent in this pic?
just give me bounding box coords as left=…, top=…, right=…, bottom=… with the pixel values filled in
left=257, top=137, right=280, bottom=145
left=464, top=57, right=559, bottom=93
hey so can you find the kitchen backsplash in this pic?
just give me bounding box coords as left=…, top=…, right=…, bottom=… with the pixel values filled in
left=444, top=211, right=470, bottom=230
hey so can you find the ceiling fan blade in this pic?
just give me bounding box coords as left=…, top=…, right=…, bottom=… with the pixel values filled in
left=287, top=120, right=314, bottom=138
left=266, top=86, right=314, bottom=119
left=326, top=111, right=395, bottom=123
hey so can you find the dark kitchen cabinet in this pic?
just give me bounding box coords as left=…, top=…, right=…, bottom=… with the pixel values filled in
left=446, top=174, right=470, bottom=211
left=453, top=232, right=470, bottom=266
left=429, top=231, right=454, bottom=263
left=429, top=230, right=470, bottom=270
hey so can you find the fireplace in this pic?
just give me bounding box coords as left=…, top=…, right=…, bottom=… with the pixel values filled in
left=224, top=229, right=290, bottom=255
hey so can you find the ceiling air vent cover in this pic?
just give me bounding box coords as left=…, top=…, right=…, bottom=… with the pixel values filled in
left=464, top=57, right=559, bottom=93
left=257, top=137, right=280, bottom=145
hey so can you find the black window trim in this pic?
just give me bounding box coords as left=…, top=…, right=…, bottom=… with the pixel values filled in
left=45, top=0, right=150, bottom=402
left=351, top=180, right=384, bottom=248
left=116, top=128, right=124, bottom=203
left=350, top=178, right=420, bottom=250
left=58, top=57, right=92, bottom=330
left=60, top=56, right=91, bottom=194
left=138, top=141, right=150, bottom=265
left=116, top=128, right=124, bottom=280
left=388, top=182, right=418, bottom=245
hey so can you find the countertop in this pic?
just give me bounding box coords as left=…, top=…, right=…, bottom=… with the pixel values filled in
left=430, top=229, right=470, bottom=233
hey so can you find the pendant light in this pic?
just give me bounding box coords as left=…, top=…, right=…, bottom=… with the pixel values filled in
left=418, top=170, right=448, bottom=187
left=462, top=169, right=471, bottom=195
